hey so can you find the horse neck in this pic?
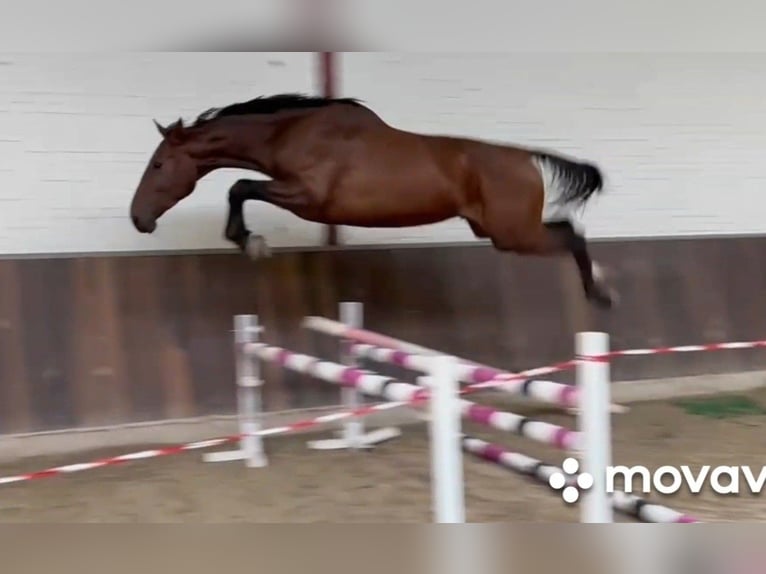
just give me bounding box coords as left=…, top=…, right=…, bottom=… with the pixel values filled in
left=186, top=116, right=279, bottom=176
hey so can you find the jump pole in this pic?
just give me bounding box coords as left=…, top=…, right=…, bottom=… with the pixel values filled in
left=249, top=342, right=582, bottom=451
left=202, top=314, right=267, bottom=467
left=303, top=312, right=628, bottom=414
left=461, top=435, right=698, bottom=523
left=307, top=302, right=401, bottom=450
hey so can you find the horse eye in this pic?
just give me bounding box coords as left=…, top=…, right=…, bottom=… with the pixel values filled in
left=152, top=161, right=163, bottom=169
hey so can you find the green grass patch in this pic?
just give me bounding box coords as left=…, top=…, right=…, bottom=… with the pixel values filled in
left=675, top=395, right=766, bottom=419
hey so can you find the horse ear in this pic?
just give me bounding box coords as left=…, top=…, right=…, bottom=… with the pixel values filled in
left=153, top=119, right=169, bottom=137
left=168, top=118, right=187, bottom=142
left=154, top=118, right=186, bottom=145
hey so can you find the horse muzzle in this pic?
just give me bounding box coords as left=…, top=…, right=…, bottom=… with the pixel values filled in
left=131, top=214, right=157, bottom=234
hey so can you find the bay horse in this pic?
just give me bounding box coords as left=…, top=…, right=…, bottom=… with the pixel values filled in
left=129, top=93, right=617, bottom=308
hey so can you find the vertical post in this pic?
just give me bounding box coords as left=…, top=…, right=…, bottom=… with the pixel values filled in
left=576, top=331, right=613, bottom=523
left=340, top=301, right=363, bottom=448
left=427, top=355, right=466, bottom=524
left=237, top=314, right=267, bottom=468
left=306, top=301, right=402, bottom=451
left=318, top=51, right=339, bottom=247
left=202, top=314, right=267, bottom=466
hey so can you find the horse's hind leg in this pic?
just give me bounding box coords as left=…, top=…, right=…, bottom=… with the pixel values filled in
left=542, top=221, right=617, bottom=308
left=488, top=219, right=617, bottom=309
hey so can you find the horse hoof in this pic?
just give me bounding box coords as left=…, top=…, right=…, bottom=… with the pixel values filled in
left=588, top=284, right=619, bottom=309
left=245, top=235, right=271, bottom=259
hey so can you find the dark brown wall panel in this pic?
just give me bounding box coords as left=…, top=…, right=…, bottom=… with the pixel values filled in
left=18, top=259, right=76, bottom=431
left=2, top=234, right=766, bottom=435
left=0, top=260, right=33, bottom=433
left=69, top=258, right=131, bottom=427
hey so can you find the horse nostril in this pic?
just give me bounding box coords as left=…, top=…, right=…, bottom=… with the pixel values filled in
left=131, top=215, right=141, bottom=229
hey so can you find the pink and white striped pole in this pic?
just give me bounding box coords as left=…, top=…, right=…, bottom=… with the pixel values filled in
left=349, top=342, right=579, bottom=409
left=245, top=342, right=581, bottom=450
left=461, top=435, right=699, bottom=524
left=303, top=314, right=628, bottom=414
left=302, top=315, right=485, bottom=364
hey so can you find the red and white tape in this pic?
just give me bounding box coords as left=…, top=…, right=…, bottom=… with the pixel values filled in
left=0, top=401, right=406, bottom=487
left=600, top=339, right=766, bottom=360
left=304, top=315, right=766, bottom=362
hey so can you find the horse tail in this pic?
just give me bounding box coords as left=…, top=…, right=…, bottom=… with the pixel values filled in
left=530, top=150, right=604, bottom=207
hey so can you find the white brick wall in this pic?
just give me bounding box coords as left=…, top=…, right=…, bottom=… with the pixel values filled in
left=2, top=52, right=766, bottom=255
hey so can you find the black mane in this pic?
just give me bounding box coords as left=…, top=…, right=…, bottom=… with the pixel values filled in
left=192, top=93, right=363, bottom=126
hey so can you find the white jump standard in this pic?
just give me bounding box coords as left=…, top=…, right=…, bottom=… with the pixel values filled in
left=425, top=356, right=466, bottom=523
left=576, top=331, right=613, bottom=523
left=203, top=314, right=267, bottom=467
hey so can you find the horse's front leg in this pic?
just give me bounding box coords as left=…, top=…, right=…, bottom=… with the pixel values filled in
left=225, top=178, right=324, bottom=260
left=224, top=179, right=273, bottom=259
